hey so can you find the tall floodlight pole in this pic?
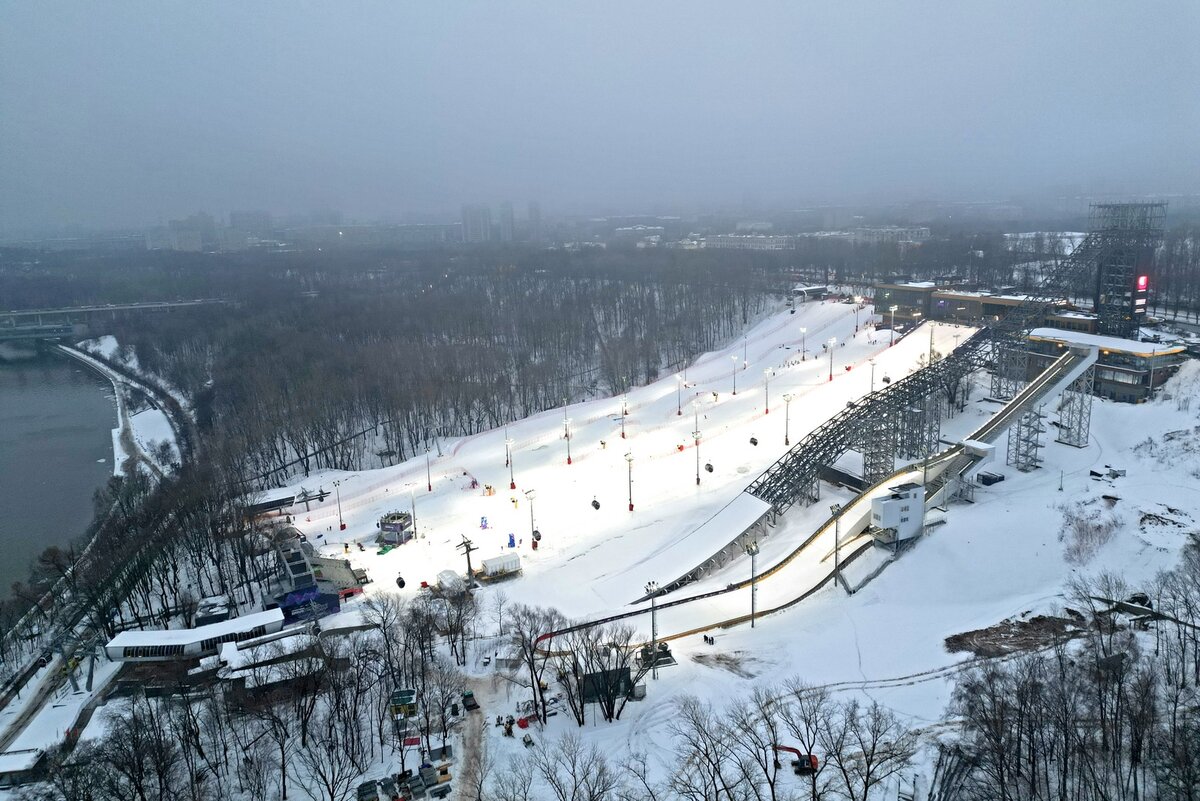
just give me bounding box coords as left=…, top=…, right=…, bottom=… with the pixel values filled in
left=333, top=479, right=345, bottom=531
left=763, top=369, right=771, bottom=414
left=743, top=336, right=748, bottom=364
left=830, top=502, right=843, bottom=591
left=563, top=409, right=572, bottom=465
left=827, top=337, right=837, bottom=382
left=621, top=388, right=628, bottom=439
left=425, top=448, right=432, bottom=492
left=801, top=327, right=808, bottom=360
left=525, top=489, right=536, bottom=539
left=625, top=452, right=635, bottom=511
left=693, top=402, right=702, bottom=486
left=854, top=304, right=860, bottom=332
left=676, top=373, right=683, bottom=415
left=645, top=581, right=659, bottom=680
left=504, top=426, right=510, bottom=467
left=506, top=436, right=516, bottom=490
left=889, top=305, right=898, bottom=346
left=731, top=355, right=739, bottom=395
left=410, top=490, right=417, bottom=539
left=869, top=358, right=877, bottom=393
left=745, top=541, right=760, bottom=627
left=782, top=393, right=793, bottom=446
left=928, top=321, right=935, bottom=364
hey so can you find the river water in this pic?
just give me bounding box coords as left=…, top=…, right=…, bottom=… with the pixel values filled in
left=0, top=353, right=116, bottom=595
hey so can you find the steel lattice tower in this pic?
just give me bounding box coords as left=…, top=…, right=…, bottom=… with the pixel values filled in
left=1091, top=203, right=1165, bottom=339
left=1056, top=365, right=1095, bottom=448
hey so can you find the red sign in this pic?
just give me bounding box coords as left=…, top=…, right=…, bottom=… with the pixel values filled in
left=1137, top=275, right=1149, bottom=291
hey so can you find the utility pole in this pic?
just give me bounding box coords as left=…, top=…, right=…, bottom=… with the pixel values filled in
left=782, top=393, right=793, bottom=446
left=645, top=581, right=659, bottom=680
left=563, top=406, right=572, bottom=465
left=625, top=452, right=635, bottom=511
left=333, top=479, right=345, bottom=530
left=457, top=535, right=479, bottom=592
left=506, top=436, right=516, bottom=490
left=745, top=541, right=760, bottom=627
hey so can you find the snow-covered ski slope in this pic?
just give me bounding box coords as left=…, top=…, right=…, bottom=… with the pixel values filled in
left=274, top=301, right=975, bottom=619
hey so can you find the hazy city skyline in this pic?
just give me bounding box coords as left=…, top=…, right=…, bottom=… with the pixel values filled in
left=2, top=2, right=1198, bottom=234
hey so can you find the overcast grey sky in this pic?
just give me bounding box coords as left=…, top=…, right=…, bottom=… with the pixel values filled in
left=2, top=2, right=1197, bottom=232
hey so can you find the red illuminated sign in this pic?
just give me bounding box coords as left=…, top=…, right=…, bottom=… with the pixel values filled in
left=1137, top=275, right=1149, bottom=291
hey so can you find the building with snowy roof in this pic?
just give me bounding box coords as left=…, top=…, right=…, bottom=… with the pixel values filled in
left=104, top=608, right=285, bottom=662
left=1027, top=328, right=1187, bottom=403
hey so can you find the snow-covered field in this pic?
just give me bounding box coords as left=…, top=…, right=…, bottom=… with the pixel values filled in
left=257, top=300, right=1199, bottom=783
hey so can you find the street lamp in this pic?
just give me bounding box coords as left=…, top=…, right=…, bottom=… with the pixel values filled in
left=675, top=373, right=683, bottom=416
left=563, top=408, right=572, bottom=465
left=745, top=541, right=760, bottom=628
left=525, top=489, right=536, bottom=540
left=830, top=502, right=843, bottom=591
left=424, top=447, right=432, bottom=493
left=625, top=452, right=635, bottom=511
left=645, top=581, right=659, bottom=680
left=801, top=327, right=808, bottom=360
left=889, top=305, right=898, bottom=346
left=782, top=393, right=793, bottom=446
left=731, top=355, right=739, bottom=395
left=506, top=436, right=516, bottom=490
left=333, top=479, right=345, bottom=531
left=827, top=337, right=837, bottom=382
left=763, top=369, right=772, bottom=413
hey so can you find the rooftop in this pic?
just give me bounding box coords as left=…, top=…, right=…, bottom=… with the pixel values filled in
left=106, top=608, right=284, bottom=649
left=1029, top=328, right=1187, bottom=357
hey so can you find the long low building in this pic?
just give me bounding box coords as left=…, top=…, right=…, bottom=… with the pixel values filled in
left=1027, top=327, right=1188, bottom=403
left=104, top=608, right=286, bottom=662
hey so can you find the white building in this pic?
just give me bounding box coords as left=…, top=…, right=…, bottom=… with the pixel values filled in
left=704, top=234, right=794, bottom=251
left=104, top=608, right=286, bottom=662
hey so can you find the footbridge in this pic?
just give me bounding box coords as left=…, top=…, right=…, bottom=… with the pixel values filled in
left=0, top=299, right=228, bottom=342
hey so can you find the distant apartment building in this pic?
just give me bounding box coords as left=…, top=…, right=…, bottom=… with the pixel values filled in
left=851, top=226, right=931, bottom=245
left=498, top=202, right=515, bottom=242
left=528, top=201, right=543, bottom=242
left=735, top=221, right=774, bottom=233
left=704, top=234, right=794, bottom=251
left=461, top=204, right=492, bottom=243
left=229, top=210, right=274, bottom=236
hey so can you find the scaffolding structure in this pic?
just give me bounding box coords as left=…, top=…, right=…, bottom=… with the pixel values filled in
left=990, top=345, right=1030, bottom=400
left=1091, top=203, right=1166, bottom=339
left=1007, top=405, right=1046, bottom=472
left=1056, top=365, right=1095, bottom=448
left=746, top=205, right=1164, bottom=514
left=859, top=410, right=897, bottom=487
left=899, top=392, right=941, bottom=460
